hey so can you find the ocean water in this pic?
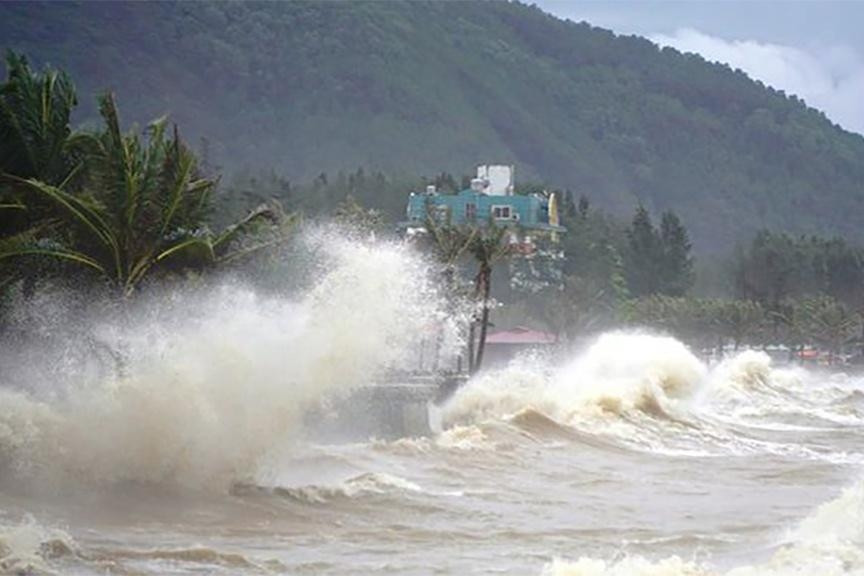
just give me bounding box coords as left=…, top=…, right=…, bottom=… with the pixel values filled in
left=0, top=237, right=862, bottom=575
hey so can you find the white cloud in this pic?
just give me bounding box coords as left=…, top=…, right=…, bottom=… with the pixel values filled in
left=651, top=29, right=864, bottom=135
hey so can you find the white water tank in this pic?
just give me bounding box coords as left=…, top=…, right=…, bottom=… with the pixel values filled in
left=476, top=165, right=514, bottom=196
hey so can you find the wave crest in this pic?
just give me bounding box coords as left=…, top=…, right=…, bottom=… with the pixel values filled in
left=444, top=332, right=705, bottom=428
left=0, top=517, right=77, bottom=576
left=234, top=472, right=424, bottom=504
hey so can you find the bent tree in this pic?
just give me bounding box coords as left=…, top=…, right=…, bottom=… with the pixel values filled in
left=422, top=215, right=476, bottom=371
left=467, top=224, right=511, bottom=374
left=0, top=90, right=293, bottom=297
left=421, top=217, right=512, bottom=374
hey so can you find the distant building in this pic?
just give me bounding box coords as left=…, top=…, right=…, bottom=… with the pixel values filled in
left=401, top=165, right=566, bottom=245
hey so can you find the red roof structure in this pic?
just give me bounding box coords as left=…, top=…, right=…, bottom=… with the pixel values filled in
left=485, top=326, right=557, bottom=345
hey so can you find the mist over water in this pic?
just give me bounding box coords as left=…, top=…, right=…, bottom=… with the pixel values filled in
left=0, top=234, right=863, bottom=575
left=0, top=233, right=451, bottom=489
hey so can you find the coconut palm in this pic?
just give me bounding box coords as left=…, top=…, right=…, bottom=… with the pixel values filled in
left=0, top=51, right=80, bottom=186
left=0, top=51, right=88, bottom=293
left=334, top=195, right=384, bottom=237
left=418, top=216, right=511, bottom=373
left=423, top=214, right=476, bottom=282
left=467, top=224, right=512, bottom=373
left=421, top=215, right=476, bottom=371
left=0, top=93, right=293, bottom=297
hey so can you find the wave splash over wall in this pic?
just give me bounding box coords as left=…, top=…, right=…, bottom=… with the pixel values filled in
left=443, top=331, right=862, bottom=455
left=0, top=235, right=451, bottom=489
left=444, top=332, right=706, bottom=426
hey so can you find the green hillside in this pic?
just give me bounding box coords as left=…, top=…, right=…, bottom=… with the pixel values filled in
left=2, top=0, right=864, bottom=251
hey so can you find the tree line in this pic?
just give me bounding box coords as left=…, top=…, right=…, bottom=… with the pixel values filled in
left=3, top=51, right=863, bottom=366
left=527, top=193, right=864, bottom=361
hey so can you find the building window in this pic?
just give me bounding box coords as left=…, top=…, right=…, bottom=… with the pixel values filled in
left=491, top=205, right=512, bottom=220
left=466, top=203, right=476, bottom=221
left=430, top=204, right=450, bottom=222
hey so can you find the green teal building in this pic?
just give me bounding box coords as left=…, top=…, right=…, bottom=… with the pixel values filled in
left=401, top=166, right=565, bottom=237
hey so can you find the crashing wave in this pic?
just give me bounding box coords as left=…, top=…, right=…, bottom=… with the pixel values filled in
left=444, top=332, right=705, bottom=428
left=0, top=516, right=77, bottom=576
left=0, top=234, right=452, bottom=489
left=442, top=332, right=864, bottom=459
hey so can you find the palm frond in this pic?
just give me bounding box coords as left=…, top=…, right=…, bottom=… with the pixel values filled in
left=0, top=51, right=77, bottom=184
left=157, top=145, right=197, bottom=238
left=212, top=200, right=287, bottom=252
left=0, top=173, right=119, bottom=277
left=0, top=202, right=25, bottom=210
left=0, top=226, right=105, bottom=274
left=115, top=236, right=213, bottom=295
left=155, top=237, right=216, bottom=264
left=0, top=173, right=112, bottom=243
left=425, top=216, right=476, bottom=265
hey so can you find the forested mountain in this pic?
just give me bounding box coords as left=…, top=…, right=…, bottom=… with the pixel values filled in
left=3, top=1, right=864, bottom=251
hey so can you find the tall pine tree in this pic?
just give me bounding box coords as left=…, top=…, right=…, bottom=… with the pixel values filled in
left=659, top=211, right=694, bottom=296
left=625, top=206, right=663, bottom=296
left=625, top=207, right=693, bottom=297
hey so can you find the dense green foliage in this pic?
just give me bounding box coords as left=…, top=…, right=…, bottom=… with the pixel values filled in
left=623, top=207, right=695, bottom=297
left=3, top=1, right=864, bottom=251
left=554, top=196, right=693, bottom=301
left=733, top=231, right=864, bottom=311
left=0, top=54, right=291, bottom=297
left=519, top=197, right=695, bottom=340
left=620, top=294, right=861, bottom=359
left=0, top=51, right=77, bottom=185
left=513, top=198, right=864, bottom=358
left=0, top=51, right=85, bottom=295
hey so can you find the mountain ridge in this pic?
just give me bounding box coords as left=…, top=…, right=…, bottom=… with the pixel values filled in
left=2, top=0, right=863, bottom=251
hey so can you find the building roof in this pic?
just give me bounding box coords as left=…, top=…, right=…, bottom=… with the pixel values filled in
left=485, top=326, right=557, bottom=345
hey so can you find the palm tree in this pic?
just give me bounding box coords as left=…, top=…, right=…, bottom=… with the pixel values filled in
left=334, top=195, right=384, bottom=237
left=421, top=215, right=476, bottom=371
left=420, top=216, right=513, bottom=374
left=467, top=224, right=511, bottom=374
left=424, top=214, right=476, bottom=285
left=0, top=93, right=293, bottom=297
left=0, top=51, right=79, bottom=185
left=0, top=51, right=86, bottom=293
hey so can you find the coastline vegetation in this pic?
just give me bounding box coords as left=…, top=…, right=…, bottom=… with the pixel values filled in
left=2, top=51, right=863, bottom=366
left=0, top=52, right=293, bottom=302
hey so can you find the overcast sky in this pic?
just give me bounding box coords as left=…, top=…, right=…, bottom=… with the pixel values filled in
left=534, top=1, right=864, bottom=134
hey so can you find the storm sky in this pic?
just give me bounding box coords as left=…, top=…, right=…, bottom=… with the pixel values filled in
left=534, top=1, right=864, bottom=135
